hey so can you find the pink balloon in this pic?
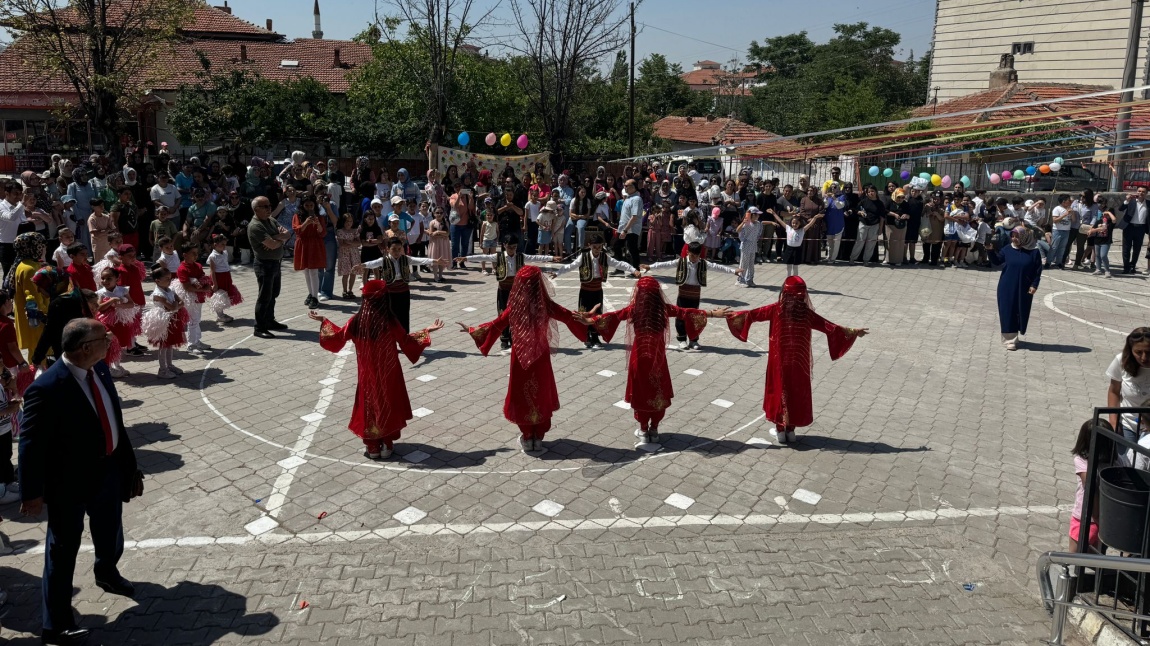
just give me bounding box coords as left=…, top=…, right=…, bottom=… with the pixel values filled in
left=1001, top=170, right=1012, bottom=180
left=485, top=132, right=497, bottom=146
left=989, top=173, right=1001, bottom=185
left=940, top=175, right=952, bottom=189
left=516, top=134, right=529, bottom=150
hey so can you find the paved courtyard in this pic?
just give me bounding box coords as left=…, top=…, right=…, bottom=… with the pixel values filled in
left=2, top=252, right=1144, bottom=645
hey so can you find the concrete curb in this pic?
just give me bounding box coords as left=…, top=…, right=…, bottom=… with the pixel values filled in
left=1069, top=606, right=1139, bottom=646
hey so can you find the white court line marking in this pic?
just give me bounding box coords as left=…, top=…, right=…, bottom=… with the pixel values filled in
left=1044, top=290, right=1127, bottom=335
left=44, top=503, right=1071, bottom=554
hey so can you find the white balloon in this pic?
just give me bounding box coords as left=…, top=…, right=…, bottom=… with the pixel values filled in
left=1048, top=162, right=1062, bottom=172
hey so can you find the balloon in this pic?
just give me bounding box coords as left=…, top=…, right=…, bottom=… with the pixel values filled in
left=1026, top=165, right=1037, bottom=175
left=1054, top=157, right=1064, bottom=165
left=868, top=166, right=880, bottom=176
left=989, top=173, right=1001, bottom=185
left=516, top=134, right=529, bottom=150
left=485, top=132, right=497, bottom=146
left=1049, top=162, right=1061, bottom=172
left=1039, top=164, right=1050, bottom=174
left=900, top=170, right=910, bottom=180
left=1015, top=170, right=1025, bottom=180
left=500, top=133, right=512, bottom=147
left=457, top=131, right=470, bottom=146
left=919, top=172, right=931, bottom=181
left=960, top=175, right=971, bottom=188
left=882, top=168, right=893, bottom=178
left=930, top=174, right=942, bottom=186
left=1001, top=171, right=1012, bottom=180
left=941, top=175, right=952, bottom=189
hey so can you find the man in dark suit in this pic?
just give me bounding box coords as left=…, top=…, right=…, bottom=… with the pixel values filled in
left=19, top=318, right=143, bottom=645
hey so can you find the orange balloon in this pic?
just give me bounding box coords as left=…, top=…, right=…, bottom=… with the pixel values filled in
left=1039, top=164, right=1050, bottom=174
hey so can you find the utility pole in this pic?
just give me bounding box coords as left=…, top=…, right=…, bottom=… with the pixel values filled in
left=628, top=2, right=636, bottom=158
left=1113, top=0, right=1145, bottom=191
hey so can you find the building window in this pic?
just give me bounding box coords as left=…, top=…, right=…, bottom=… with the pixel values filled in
left=1011, top=42, right=1034, bottom=55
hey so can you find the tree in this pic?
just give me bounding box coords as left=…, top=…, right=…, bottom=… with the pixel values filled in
left=0, top=0, right=197, bottom=159
left=635, top=54, right=695, bottom=118
left=168, top=57, right=337, bottom=153
left=506, top=0, right=635, bottom=169
left=373, top=0, right=496, bottom=147
left=744, top=22, right=930, bottom=138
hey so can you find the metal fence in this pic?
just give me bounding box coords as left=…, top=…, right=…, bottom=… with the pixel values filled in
left=1073, top=407, right=1150, bottom=642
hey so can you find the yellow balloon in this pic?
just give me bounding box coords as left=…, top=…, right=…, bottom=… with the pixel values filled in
left=930, top=174, right=942, bottom=186
left=500, top=133, right=512, bottom=147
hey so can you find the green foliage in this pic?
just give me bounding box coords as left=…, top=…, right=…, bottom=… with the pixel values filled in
left=168, top=62, right=337, bottom=151
left=745, top=22, right=931, bottom=138
left=635, top=54, right=695, bottom=118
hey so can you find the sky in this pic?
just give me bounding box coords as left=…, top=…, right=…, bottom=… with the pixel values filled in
left=224, top=0, right=936, bottom=70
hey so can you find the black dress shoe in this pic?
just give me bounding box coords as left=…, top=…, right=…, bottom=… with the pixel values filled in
left=267, top=321, right=289, bottom=330
left=41, top=627, right=90, bottom=645
left=254, top=329, right=275, bottom=339
left=95, top=576, right=135, bottom=597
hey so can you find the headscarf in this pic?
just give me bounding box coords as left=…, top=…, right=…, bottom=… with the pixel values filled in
left=779, top=275, right=814, bottom=318
left=626, top=276, right=670, bottom=360
left=351, top=280, right=400, bottom=339
left=397, top=168, right=409, bottom=183
left=291, top=150, right=306, bottom=166
left=1011, top=226, right=1037, bottom=250
left=356, top=156, right=370, bottom=170
left=123, top=167, right=137, bottom=186
left=32, top=265, right=68, bottom=297
left=505, top=265, right=558, bottom=370
left=13, top=232, right=45, bottom=261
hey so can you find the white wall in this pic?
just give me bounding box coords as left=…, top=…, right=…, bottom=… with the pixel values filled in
left=931, top=0, right=1148, bottom=101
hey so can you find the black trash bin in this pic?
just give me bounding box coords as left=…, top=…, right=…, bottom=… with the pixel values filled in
left=1099, top=466, right=1150, bottom=554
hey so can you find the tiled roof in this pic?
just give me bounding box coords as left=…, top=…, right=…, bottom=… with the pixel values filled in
left=908, top=83, right=1113, bottom=127
left=653, top=116, right=777, bottom=145
left=694, top=60, right=720, bottom=67
left=681, top=67, right=756, bottom=90
left=0, top=37, right=372, bottom=95
left=183, top=5, right=280, bottom=38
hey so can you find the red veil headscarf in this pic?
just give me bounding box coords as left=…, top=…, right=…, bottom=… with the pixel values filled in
left=627, top=276, right=670, bottom=359
left=506, top=265, right=558, bottom=370
left=355, top=279, right=400, bottom=338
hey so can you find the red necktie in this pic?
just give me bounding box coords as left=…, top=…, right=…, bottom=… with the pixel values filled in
left=87, top=369, right=114, bottom=455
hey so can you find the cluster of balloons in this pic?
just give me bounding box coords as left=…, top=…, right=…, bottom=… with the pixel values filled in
left=456, top=131, right=530, bottom=150
left=988, top=157, right=1065, bottom=185
left=867, top=166, right=970, bottom=190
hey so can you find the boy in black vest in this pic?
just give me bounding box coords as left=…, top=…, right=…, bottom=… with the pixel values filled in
left=456, top=234, right=559, bottom=350
left=356, top=237, right=439, bottom=331
left=642, top=242, right=741, bottom=350
left=552, top=233, right=639, bottom=348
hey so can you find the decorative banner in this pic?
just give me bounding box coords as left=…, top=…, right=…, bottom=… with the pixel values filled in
left=435, top=146, right=552, bottom=179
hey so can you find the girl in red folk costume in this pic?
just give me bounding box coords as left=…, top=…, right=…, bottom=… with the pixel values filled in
left=591, top=276, right=728, bottom=444
left=309, top=282, right=444, bottom=460
left=114, top=244, right=148, bottom=356
left=725, top=275, right=868, bottom=445
left=141, top=264, right=189, bottom=380
left=459, top=265, right=591, bottom=455
left=207, top=234, right=243, bottom=324
left=94, top=266, right=139, bottom=377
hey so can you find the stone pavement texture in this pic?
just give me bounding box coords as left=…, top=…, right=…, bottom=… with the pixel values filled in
left=1, top=251, right=1143, bottom=645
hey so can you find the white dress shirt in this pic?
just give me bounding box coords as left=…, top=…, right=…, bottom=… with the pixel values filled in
left=646, top=258, right=737, bottom=286
left=0, top=197, right=28, bottom=244
left=363, top=255, right=435, bottom=272
left=553, top=251, right=635, bottom=279
left=462, top=254, right=554, bottom=276
left=1126, top=198, right=1148, bottom=225
left=62, top=355, right=119, bottom=451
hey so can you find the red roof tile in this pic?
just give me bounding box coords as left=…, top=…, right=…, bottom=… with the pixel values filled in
left=653, top=117, right=777, bottom=145
left=680, top=67, right=757, bottom=91
left=907, top=83, right=1113, bottom=127
left=0, top=37, right=372, bottom=96
left=183, top=5, right=280, bottom=38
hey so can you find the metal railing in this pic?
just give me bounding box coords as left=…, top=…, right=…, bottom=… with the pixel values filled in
left=1037, top=551, right=1150, bottom=645
left=1048, top=407, right=1150, bottom=644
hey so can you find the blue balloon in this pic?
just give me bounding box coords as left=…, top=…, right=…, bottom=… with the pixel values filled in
left=457, top=131, right=470, bottom=146
left=919, top=172, right=931, bottom=181
left=900, top=170, right=910, bottom=180
left=1026, top=165, right=1037, bottom=175
left=868, top=166, right=880, bottom=177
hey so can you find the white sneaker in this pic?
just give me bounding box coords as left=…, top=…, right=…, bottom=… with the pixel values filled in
left=0, top=484, right=19, bottom=505
left=317, top=294, right=330, bottom=302
left=677, top=340, right=688, bottom=350
left=379, top=446, right=393, bottom=459
left=519, top=437, right=533, bottom=454
left=1092, top=270, right=1103, bottom=276
left=634, top=428, right=646, bottom=440
left=773, top=429, right=788, bottom=445
left=785, top=430, right=797, bottom=443
left=109, top=366, right=127, bottom=378
left=688, top=341, right=701, bottom=351
left=1106, top=271, right=1113, bottom=278
left=1005, top=341, right=1017, bottom=351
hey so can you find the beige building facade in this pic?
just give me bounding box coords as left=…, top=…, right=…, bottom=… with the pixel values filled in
left=930, top=0, right=1149, bottom=101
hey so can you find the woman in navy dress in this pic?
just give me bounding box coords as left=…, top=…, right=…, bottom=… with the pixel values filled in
left=997, top=226, right=1043, bottom=351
